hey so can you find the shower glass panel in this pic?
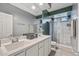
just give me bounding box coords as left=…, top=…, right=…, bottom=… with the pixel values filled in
left=59, top=18, right=71, bottom=46
left=53, top=17, right=71, bottom=46
left=53, top=18, right=61, bottom=43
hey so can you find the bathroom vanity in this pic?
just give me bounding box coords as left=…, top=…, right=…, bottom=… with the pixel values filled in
left=0, top=35, right=51, bottom=56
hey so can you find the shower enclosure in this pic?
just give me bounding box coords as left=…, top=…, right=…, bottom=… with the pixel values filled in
left=53, top=14, right=71, bottom=47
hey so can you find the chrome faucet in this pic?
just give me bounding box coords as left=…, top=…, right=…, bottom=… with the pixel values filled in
left=11, top=36, right=19, bottom=43
left=15, top=37, right=19, bottom=42
left=9, top=34, right=13, bottom=43
left=9, top=34, right=19, bottom=43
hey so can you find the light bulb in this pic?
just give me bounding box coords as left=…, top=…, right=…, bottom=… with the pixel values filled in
left=39, top=3, right=43, bottom=6
left=32, top=5, right=36, bottom=10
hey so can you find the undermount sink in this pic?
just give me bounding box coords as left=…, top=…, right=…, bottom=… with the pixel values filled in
left=4, top=41, right=30, bottom=52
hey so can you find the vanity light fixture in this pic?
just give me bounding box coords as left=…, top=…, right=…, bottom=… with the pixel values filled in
left=39, top=3, right=43, bottom=6
left=32, top=5, right=36, bottom=10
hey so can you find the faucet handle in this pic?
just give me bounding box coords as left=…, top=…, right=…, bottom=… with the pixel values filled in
left=15, top=36, right=19, bottom=42
left=9, top=34, right=13, bottom=37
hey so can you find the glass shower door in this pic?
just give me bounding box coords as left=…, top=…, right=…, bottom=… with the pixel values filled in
left=53, top=18, right=71, bottom=46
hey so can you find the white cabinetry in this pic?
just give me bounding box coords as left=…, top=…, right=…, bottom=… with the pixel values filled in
left=44, top=39, right=49, bottom=56
left=44, top=38, right=51, bottom=56
left=10, top=37, right=51, bottom=56
left=26, top=44, right=38, bottom=56
left=39, top=47, right=44, bottom=56
left=38, top=41, right=44, bottom=56
left=26, top=37, right=51, bottom=56
left=38, top=37, right=51, bottom=56
left=33, top=44, right=39, bottom=56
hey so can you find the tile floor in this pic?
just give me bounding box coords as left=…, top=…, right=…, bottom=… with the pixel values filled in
left=55, top=45, right=74, bottom=56
left=50, top=43, right=76, bottom=56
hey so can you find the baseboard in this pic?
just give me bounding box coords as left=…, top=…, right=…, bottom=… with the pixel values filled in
left=58, top=43, right=72, bottom=49
left=51, top=41, right=72, bottom=49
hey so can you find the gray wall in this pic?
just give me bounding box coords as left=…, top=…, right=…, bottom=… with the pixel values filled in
left=0, top=3, right=36, bottom=36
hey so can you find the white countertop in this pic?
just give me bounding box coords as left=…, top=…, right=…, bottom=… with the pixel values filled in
left=0, top=35, right=50, bottom=56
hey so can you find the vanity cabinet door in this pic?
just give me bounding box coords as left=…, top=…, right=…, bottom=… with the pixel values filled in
left=26, top=46, right=34, bottom=56
left=39, top=47, right=44, bottom=56
left=33, top=44, right=39, bottom=56
left=48, top=37, right=51, bottom=54
left=38, top=41, right=44, bottom=56
left=44, top=38, right=51, bottom=56
left=26, top=44, right=38, bottom=56
left=44, top=39, right=49, bottom=56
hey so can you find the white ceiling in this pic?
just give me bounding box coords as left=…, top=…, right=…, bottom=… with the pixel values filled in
left=10, top=3, right=73, bottom=16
